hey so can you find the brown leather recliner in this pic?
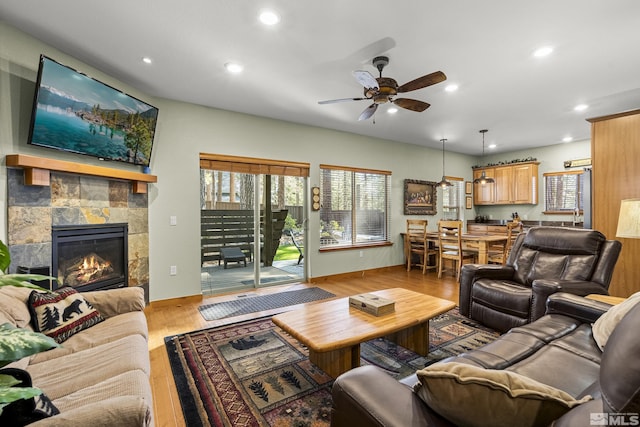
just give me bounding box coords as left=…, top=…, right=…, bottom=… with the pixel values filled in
left=329, top=293, right=640, bottom=427
left=459, top=226, right=622, bottom=333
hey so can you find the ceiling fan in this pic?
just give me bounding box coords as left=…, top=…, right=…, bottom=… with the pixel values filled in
left=318, top=56, right=447, bottom=121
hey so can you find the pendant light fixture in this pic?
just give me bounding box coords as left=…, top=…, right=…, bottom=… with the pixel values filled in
left=473, top=129, right=495, bottom=185
left=437, top=138, right=453, bottom=188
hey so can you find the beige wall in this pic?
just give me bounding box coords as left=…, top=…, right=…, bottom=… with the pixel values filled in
left=1, top=22, right=590, bottom=302
left=147, top=100, right=480, bottom=301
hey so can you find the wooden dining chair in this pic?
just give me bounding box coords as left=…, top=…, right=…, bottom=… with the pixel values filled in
left=487, top=221, right=524, bottom=265
left=437, top=220, right=476, bottom=281
left=406, top=219, right=437, bottom=273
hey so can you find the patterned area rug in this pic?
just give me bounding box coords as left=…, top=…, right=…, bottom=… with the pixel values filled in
left=198, top=287, right=336, bottom=320
left=165, top=307, right=499, bottom=426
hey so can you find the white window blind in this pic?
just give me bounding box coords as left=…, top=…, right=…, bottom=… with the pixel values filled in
left=319, top=165, right=391, bottom=248
left=544, top=171, right=584, bottom=212
left=442, top=178, right=464, bottom=220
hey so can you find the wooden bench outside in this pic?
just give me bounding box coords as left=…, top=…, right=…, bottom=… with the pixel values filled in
left=201, top=209, right=288, bottom=267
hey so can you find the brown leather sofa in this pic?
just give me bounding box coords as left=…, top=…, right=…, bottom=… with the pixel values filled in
left=330, top=293, right=640, bottom=427
left=459, top=227, right=621, bottom=332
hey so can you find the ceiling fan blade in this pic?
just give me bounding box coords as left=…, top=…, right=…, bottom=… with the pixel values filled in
left=397, top=71, right=447, bottom=93
left=358, top=103, right=378, bottom=121
left=318, top=97, right=367, bottom=104
left=393, top=98, right=431, bottom=112
left=353, top=70, right=379, bottom=90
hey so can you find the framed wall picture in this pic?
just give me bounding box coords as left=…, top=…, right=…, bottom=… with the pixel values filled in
left=404, top=179, right=437, bottom=215
left=466, top=196, right=473, bottom=209
left=465, top=181, right=472, bottom=195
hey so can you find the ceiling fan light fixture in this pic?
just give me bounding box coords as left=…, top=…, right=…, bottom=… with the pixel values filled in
left=473, top=129, right=495, bottom=185
left=318, top=56, right=445, bottom=121
left=437, top=138, right=453, bottom=188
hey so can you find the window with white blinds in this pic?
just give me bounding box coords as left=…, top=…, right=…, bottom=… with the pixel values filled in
left=442, top=178, right=464, bottom=220
left=319, top=165, right=391, bottom=248
left=544, top=171, right=584, bottom=213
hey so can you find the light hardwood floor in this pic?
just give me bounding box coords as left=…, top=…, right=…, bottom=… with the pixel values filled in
left=145, top=266, right=460, bottom=427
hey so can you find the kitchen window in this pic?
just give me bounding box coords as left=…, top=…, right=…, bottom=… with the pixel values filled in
left=319, top=165, right=391, bottom=249
left=442, top=177, right=464, bottom=220
left=543, top=170, right=584, bottom=213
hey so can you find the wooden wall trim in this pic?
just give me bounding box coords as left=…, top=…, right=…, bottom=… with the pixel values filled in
left=319, top=164, right=392, bottom=175
left=591, top=110, right=640, bottom=297
left=148, top=294, right=203, bottom=308
left=6, top=154, right=157, bottom=194
left=309, top=265, right=404, bottom=283
left=6, top=154, right=157, bottom=182
left=587, top=108, right=640, bottom=123
left=200, top=153, right=310, bottom=177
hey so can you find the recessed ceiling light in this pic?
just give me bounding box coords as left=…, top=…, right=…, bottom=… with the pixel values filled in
left=563, top=136, right=573, bottom=143
left=444, top=84, right=459, bottom=92
left=488, top=144, right=497, bottom=149
left=533, top=46, right=554, bottom=57
left=574, top=104, right=589, bottom=112
left=142, top=57, right=152, bottom=64
left=225, top=62, right=244, bottom=74
left=387, top=107, right=398, bottom=114
left=259, top=10, right=280, bottom=26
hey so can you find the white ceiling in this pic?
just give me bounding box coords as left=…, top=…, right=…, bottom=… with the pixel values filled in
left=2, top=0, right=640, bottom=155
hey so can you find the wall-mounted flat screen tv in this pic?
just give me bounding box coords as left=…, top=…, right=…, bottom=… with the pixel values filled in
left=28, top=55, right=158, bottom=167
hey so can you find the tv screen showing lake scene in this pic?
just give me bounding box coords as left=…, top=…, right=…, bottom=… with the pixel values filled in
left=28, top=55, right=158, bottom=166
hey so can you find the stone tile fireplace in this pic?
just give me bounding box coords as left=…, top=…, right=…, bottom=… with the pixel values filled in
left=6, top=167, right=149, bottom=295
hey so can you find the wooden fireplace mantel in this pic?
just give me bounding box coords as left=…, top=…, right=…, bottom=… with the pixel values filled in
left=5, top=154, right=157, bottom=194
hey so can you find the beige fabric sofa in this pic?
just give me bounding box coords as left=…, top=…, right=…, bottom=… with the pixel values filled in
left=0, top=285, right=153, bottom=426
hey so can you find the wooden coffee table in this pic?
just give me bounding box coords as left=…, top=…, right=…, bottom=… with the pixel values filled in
left=271, top=288, right=456, bottom=377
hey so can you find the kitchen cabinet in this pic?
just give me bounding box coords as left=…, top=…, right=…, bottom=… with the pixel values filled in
left=467, top=224, right=508, bottom=235
left=512, top=163, right=538, bottom=204
left=472, top=169, right=495, bottom=205
left=493, top=166, right=512, bottom=204
left=472, top=161, right=539, bottom=205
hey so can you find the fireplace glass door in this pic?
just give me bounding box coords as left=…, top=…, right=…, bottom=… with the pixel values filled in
left=52, top=224, right=128, bottom=292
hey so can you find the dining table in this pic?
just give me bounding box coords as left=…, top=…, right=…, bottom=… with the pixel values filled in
left=404, top=232, right=509, bottom=265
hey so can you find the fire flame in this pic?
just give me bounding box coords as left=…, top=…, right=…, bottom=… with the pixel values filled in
left=77, top=256, right=111, bottom=282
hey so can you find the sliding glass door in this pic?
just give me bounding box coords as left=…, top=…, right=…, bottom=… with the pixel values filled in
left=257, top=174, right=305, bottom=287
left=200, top=155, right=308, bottom=294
